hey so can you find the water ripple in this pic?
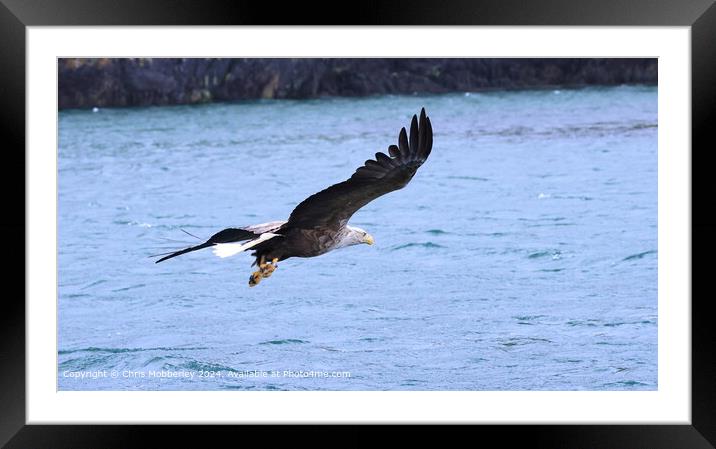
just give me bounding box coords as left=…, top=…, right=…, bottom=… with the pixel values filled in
left=59, top=346, right=209, bottom=355
left=622, top=250, right=657, bottom=261
left=391, top=242, right=446, bottom=251
left=259, top=339, right=309, bottom=345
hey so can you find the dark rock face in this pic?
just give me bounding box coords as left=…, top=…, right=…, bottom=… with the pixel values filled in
left=58, top=58, right=657, bottom=109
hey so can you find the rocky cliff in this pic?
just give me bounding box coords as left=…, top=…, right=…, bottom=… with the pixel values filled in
left=58, top=58, right=657, bottom=109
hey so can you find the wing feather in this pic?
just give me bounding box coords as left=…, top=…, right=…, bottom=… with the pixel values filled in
left=375, top=152, right=396, bottom=168
left=365, top=159, right=383, bottom=169
left=423, top=117, right=433, bottom=160
left=409, top=114, right=419, bottom=156
left=398, top=128, right=409, bottom=159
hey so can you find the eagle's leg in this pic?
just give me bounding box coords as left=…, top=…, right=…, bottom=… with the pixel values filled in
left=249, top=256, right=267, bottom=287
left=261, top=258, right=279, bottom=278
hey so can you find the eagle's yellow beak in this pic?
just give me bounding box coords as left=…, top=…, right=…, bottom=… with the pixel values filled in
left=363, top=234, right=375, bottom=245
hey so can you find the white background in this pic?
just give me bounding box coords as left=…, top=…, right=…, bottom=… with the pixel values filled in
left=27, top=27, right=691, bottom=423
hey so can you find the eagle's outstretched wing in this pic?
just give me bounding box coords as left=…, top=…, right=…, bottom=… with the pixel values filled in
left=284, top=108, right=433, bottom=230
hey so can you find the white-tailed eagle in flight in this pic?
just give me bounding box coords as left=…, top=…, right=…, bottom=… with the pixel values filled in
left=155, top=108, right=433, bottom=286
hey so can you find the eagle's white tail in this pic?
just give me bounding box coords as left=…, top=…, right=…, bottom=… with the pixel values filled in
left=212, top=233, right=280, bottom=258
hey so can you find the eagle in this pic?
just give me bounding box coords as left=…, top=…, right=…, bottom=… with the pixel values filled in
left=155, top=107, right=433, bottom=286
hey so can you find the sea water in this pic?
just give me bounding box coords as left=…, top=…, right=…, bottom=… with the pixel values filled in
left=57, top=86, right=657, bottom=390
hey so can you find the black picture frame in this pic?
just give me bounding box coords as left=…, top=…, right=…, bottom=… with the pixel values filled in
left=3, top=0, right=714, bottom=446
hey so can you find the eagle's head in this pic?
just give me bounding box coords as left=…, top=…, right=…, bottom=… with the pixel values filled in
left=344, top=225, right=375, bottom=247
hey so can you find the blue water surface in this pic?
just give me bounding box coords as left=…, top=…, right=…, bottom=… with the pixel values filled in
left=58, top=86, right=657, bottom=390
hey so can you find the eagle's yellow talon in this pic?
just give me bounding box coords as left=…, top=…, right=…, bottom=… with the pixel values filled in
left=249, top=270, right=263, bottom=287
left=261, top=260, right=278, bottom=278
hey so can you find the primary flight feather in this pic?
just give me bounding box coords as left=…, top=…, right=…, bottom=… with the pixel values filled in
left=155, top=108, right=434, bottom=286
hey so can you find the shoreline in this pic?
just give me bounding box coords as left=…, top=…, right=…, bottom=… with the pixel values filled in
left=58, top=58, right=657, bottom=110
left=58, top=83, right=656, bottom=113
